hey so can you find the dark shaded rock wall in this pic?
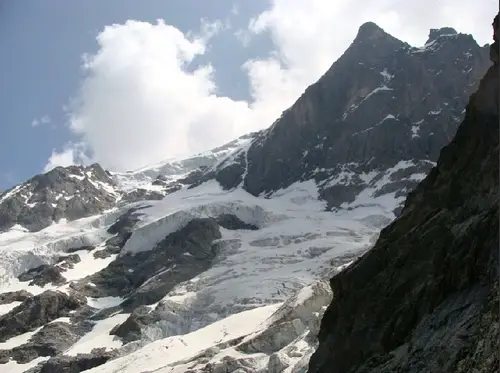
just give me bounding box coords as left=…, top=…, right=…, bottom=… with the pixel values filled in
left=308, top=15, right=499, bottom=373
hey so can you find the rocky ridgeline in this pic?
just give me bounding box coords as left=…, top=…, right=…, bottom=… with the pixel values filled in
left=308, top=14, right=499, bottom=373
left=0, top=163, right=222, bottom=234
left=201, top=24, right=490, bottom=213
left=0, top=164, right=118, bottom=232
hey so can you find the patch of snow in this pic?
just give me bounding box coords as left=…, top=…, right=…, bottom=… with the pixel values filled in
left=123, top=181, right=290, bottom=255
left=0, top=326, right=43, bottom=349
left=0, top=184, right=26, bottom=204
left=86, top=296, right=124, bottom=309
left=69, top=174, right=86, bottom=181
left=359, top=170, right=379, bottom=185
left=139, top=266, right=176, bottom=289
left=49, top=317, right=71, bottom=324
left=411, top=125, right=420, bottom=138
left=114, top=134, right=254, bottom=193
left=291, top=284, right=315, bottom=308
left=380, top=68, right=394, bottom=82
left=0, top=212, right=119, bottom=288
left=2, top=356, right=50, bottom=373
left=412, top=38, right=441, bottom=53
left=163, top=291, right=197, bottom=304
left=0, top=301, right=22, bottom=316
left=340, top=160, right=419, bottom=217
left=64, top=313, right=130, bottom=356
left=320, top=169, right=356, bottom=188
left=63, top=247, right=117, bottom=282
left=409, top=173, right=427, bottom=181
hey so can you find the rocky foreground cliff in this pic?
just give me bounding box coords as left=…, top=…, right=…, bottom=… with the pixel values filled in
left=308, top=15, right=499, bottom=373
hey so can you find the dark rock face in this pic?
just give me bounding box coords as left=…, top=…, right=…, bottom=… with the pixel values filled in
left=121, top=188, right=165, bottom=203
left=0, top=290, right=32, bottom=305
left=66, top=245, right=95, bottom=254
left=5, top=321, right=92, bottom=364
left=308, top=17, right=499, bottom=373
left=0, top=163, right=118, bottom=232
left=56, top=254, right=81, bottom=269
left=107, top=206, right=147, bottom=236
left=0, top=350, right=9, bottom=364
left=216, top=214, right=259, bottom=231
left=109, top=305, right=159, bottom=344
left=18, top=264, right=66, bottom=287
left=72, top=218, right=222, bottom=314
left=91, top=206, right=148, bottom=259
left=0, top=291, right=83, bottom=342
left=27, top=349, right=117, bottom=373
left=206, top=24, right=489, bottom=212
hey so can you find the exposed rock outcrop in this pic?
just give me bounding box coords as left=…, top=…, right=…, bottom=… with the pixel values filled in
left=216, top=214, right=259, bottom=231
left=70, top=218, right=222, bottom=315
left=120, top=189, right=165, bottom=203
left=0, top=163, right=118, bottom=232
left=0, top=290, right=32, bottom=305
left=56, top=254, right=81, bottom=269
left=308, top=14, right=499, bottom=373
left=18, top=264, right=66, bottom=287
left=92, top=206, right=149, bottom=259
left=66, top=245, right=96, bottom=254
left=0, top=291, right=83, bottom=342
left=5, top=321, right=92, bottom=363
left=27, top=348, right=118, bottom=373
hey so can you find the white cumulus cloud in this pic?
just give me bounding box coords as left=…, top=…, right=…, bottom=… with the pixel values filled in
left=31, top=115, right=51, bottom=127
left=46, top=1, right=496, bottom=173
left=44, top=142, right=88, bottom=172
left=51, top=19, right=277, bottom=173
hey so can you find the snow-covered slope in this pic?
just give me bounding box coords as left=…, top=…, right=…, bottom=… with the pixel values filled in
left=0, top=177, right=386, bottom=373
left=113, top=132, right=257, bottom=192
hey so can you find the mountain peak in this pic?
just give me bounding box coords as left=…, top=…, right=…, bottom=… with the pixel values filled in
left=354, top=22, right=387, bottom=42
left=426, top=27, right=458, bottom=43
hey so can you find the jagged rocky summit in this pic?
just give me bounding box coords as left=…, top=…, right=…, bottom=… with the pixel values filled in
left=205, top=22, right=490, bottom=212
left=308, top=14, right=499, bottom=373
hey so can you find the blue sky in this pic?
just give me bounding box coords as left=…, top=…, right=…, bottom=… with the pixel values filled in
left=0, top=0, right=496, bottom=190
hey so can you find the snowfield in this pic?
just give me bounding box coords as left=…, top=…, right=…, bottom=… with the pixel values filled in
left=0, top=163, right=403, bottom=373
